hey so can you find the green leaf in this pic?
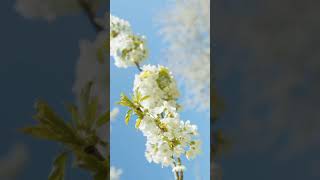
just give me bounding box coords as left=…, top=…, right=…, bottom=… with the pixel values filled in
left=85, top=96, right=99, bottom=129
left=80, top=81, right=94, bottom=115
left=118, top=93, right=135, bottom=108
left=22, top=126, right=80, bottom=145
left=93, top=171, right=108, bottom=180
left=125, top=109, right=132, bottom=125
left=22, top=126, right=61, bottom=142
left=96, top=111, right=110, bottom=127
left=133, top=90, right=141, bottom=103
left=65, top=103, right=80, bottom=127
left=135, top=118, right=142, bottom=129
left=88, top=155, right=109, bottom=179
left=133, top=108, right=144, bottom=119
left=29, top=100, right=85, bottom=146
left=74, top=150, right=106, bottom=173
left=78, top=81, right=103, bottom=130
left=156, top=68, right=172, bottom=90
left=140, top=95, right=150, bottom=102
left=34, top=100, right=76, bottom=139
left=97, top=47, right=105, bottom=64
left=48, top=152, right=68, bottom=180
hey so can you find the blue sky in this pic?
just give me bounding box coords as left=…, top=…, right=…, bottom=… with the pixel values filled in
left=110, top=0, right=210, bottom=180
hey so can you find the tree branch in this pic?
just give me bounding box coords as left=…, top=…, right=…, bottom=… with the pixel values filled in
left=77, top=0, right=107, bottom=163
left=77, top=0, right=104, bottom=32
left=84, top=145, right=105, bottom=161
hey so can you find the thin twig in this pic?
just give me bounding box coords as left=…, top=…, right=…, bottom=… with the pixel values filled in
left=78, top=0, right=104, bottom=32
left=135, top=62, right=142, bottom=72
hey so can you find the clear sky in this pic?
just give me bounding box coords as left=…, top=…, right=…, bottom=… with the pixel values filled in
left=110, top=0, right=210, bottom=180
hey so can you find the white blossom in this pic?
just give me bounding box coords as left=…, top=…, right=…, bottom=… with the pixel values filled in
left=110, top=166, right=122, bottom=180
left=186, top=140, right=201, bottom=160
left=110, top=14, right=148, bottom=68
left=73, top=31, right=108, bottom=110
left=131, top=65, right=201, bottom=168
left=110, top=14, right=131, bottom=36
left=133, top=65, right=180, bottom=110
left=140, top=113, right=201, bottom=168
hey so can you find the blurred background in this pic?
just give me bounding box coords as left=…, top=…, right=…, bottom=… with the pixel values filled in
left=214, top=0, right=320, bottom=179
left=1, top=0, right=107, bottom=179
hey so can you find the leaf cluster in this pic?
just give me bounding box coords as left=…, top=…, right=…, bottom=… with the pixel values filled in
left=117, top=91, right=149, bottom=129
left=22, top=82, right=109, bottom=180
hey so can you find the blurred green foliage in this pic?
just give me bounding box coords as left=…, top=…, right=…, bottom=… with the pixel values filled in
left=22, top=82, right=109, bottom=180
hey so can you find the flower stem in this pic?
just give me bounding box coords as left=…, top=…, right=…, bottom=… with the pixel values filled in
left=135, top=62, right=142, bottom=72
left=178, top=158, right=183, bottom=180
left=173, top=161, right=180, bottom=180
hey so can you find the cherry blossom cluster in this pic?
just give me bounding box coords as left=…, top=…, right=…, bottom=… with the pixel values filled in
left=133, top=65, right=180, bottom=110
left=113, top=15, right=202, bottom=180
left=119, top=65, right=201, bottom=177
left=110, top=14, right=148, bottom=68
left=135, top=65, right=201, bottom=168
